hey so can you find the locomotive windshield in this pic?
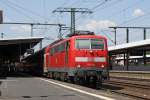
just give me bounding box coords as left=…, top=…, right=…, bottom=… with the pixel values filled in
left=76, top=39, right=104, bottom=49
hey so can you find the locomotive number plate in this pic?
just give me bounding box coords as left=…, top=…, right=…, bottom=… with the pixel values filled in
left=88, top=57, right=94, bottom=62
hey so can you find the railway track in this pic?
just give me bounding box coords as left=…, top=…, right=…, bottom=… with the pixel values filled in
left=45, top=75, right=150, bottom=99
left=111, top=76, right=150, bottom=83
left=107, top=89, right=150, bottom=100
left=106, top=80, right=150, bottom=90
left=103, top=79, right=150, bottom=100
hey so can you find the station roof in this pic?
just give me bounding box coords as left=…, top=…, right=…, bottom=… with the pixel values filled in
left=108, top=39, right=150, bottom=54
left=0, top=37, right=43, bottom=46
left=0, top=37, right=43, bottom=62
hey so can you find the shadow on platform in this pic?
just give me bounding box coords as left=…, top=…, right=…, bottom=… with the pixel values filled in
left=0, top=72, right=34, bottom=78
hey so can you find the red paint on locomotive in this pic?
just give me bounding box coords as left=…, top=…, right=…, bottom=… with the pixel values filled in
left=44, top=33, right=109, bottom=81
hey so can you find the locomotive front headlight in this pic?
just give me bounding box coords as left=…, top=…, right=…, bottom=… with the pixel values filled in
left=101, top=64, right=105, bottom=68
left=77, top=64, right=81, bottom=68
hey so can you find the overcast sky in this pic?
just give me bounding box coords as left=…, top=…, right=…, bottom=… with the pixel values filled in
left=0, top=0, right=149, bottom=49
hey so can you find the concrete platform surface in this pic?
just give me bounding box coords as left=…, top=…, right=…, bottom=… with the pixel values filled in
left=0, top=74, right=133, bottom=100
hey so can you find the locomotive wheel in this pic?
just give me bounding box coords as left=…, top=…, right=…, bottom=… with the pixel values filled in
left=53, top=72, right=57, bottom=80
left=57, top=72, right=61, bottom=80
left=64, top=73, right=68, bottom=82
left=95, top=76, right=102, bottom=89
left=83, top=76, right=88, bottom=86
left=96, top=80, right=102, bottom=89
left=74, top=75, right=79, bottom=84
left=67, top=76, right=74, bottom=83
left=79, top=77, right=84, bottom=85
left=60, top=72, right=66, bottom=81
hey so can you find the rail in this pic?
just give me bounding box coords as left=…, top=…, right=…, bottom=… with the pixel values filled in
left=103, top=77, right=150, bottom=100
left=109, top=70, right=150, bottom=80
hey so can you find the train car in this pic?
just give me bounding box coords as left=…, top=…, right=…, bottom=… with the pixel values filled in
left=44, top=31, right=109, bottom=88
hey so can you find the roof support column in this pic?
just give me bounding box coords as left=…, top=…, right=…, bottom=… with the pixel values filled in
left=144, top=28, right=146, bottom=40
left=126, top=50, right=129, bottom=71
left=109, top=53, right=112, bottom=70
left=31, top=24, right=33, bottom=37
left=143, top=50, right=146, bottom=65
left=40, top=41, right=42, bottom=49
left=124, top=53, right=126, bottom=67
left=114, top=28, right=117, bottom=45
left=126, top=28, right=129, bottom=43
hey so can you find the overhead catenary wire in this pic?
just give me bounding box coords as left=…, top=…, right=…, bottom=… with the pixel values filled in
left=40, top=0, right=48, bottom=36
left=105, top=0, right=146, bottom=28
left=58, top=0, right=70, bottom=7
left=42, top=0, right=71, bottom=34
left=2, top=0, right=48, bottom=21
left=119, top=11, right=150, bottom=26
left=106, top=0, right=143, bottom=19
left=76, top=0, right=121, bottom=24
left=0, top=0, right=38, bottom=22
left=101, top=30, right=115, bottom=44
left=74, top=1, right=123, bottom=44
left=77, top=0, right=142, bottom=33
left=68, top=0, right=81, bottom=7
left=91, top=0, right=123, bottom=12
left=76, top=0, right=109, bottom=21
left=2, top=0, right=67, bottom=41
left=90, top=0, right=109, bottom=11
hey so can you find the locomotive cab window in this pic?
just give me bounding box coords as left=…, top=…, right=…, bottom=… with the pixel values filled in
left=91, top=39, right=104, bottom=49
left=76, top=39, right=90, bottom=49
left=76, top=38, right=104, bottom=50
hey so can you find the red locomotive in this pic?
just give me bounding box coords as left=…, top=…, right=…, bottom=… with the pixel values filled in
left=43, top=31, right=109, bottom=88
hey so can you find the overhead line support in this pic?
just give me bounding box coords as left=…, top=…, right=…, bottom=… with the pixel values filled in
left=53, top=8, right=92, bottom=35
left=1, top=22, right=65, bottom=37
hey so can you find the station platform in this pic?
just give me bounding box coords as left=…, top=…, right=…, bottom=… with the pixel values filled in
left=109, top=70, right=150, bottom=80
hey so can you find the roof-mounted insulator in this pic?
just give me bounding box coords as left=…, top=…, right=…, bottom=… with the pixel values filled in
left=67, top=31, right=95, bottom=37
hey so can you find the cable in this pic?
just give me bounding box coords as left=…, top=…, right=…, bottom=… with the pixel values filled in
left=109, top=0, right=143, bottom=18
left=41, top=0, right=48, bottom=36
left=91, top=0, right=123, bottom=12
left=101, top=30, right=115, bottom=44
left=68, top=0, right=81, bottom=7
left=58, top=0, right=70, bottom=7
left=43, top=0, right=47, bottom=22
left=91, top=0, right=109, bottom=11
left=119, top=11, right=150, bottom=26
left=76, top=0, right=119, bottom=23
left=4, top=0, right=48, bottom=21
left=1, top=0, right=38, bottom=22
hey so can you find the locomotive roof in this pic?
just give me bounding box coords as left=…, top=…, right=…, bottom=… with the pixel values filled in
left=67, top=31, right=95, bottom=37
left=71, top=34, right=107, bottom=39
left=48, top=34, right=107, bottom=48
